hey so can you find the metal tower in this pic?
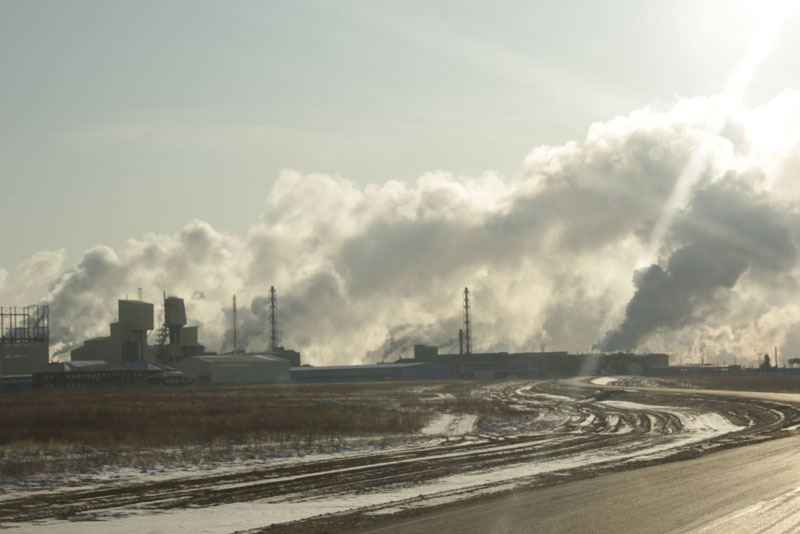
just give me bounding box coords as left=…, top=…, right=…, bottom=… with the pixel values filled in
left=155, top=291, right=169, bottom=361
left=0, top=305, right=49, bottom=344
left=232, top=295, right=238, bottom=352
left=269, top=286, right=278, bottom=352
left=463, top=287, right=471, bottom=354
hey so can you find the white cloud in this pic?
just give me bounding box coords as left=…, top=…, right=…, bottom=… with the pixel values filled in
left=26, top=93, right=800, bottom=366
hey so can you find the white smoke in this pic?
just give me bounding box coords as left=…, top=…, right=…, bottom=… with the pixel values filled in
left=4, top=91, right=800, bottom=366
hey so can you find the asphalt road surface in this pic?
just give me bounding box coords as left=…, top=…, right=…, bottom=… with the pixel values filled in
left=357, top=419, right=800, bottom=534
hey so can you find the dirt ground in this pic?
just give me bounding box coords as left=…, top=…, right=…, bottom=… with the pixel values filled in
left=2, top=377, right=800, bottom=533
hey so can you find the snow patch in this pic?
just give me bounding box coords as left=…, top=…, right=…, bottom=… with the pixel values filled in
left=591, top=377, right=618, bottom=385
left=601, top=400, right=742, bottom=435
left=421, top=414, right=478, bottom=436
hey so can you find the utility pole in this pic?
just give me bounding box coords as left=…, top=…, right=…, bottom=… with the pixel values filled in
left=233, top=295, right=237, bottom=352
left=463, top=287, right=472, bottom=355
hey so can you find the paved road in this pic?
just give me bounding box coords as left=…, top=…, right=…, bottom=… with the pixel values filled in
left=355, top=397, right=800, bottom=533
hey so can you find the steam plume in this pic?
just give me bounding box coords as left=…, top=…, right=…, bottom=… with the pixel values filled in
left=3, top=92, right=800, bottom=366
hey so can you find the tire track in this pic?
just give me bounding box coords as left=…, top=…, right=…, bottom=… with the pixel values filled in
left=3, top=381, right=800, bottom=526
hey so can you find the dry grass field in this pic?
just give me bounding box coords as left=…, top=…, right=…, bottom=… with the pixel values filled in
left=0, top=382, right=445, bottom=478
left=5, top=378, right=800, bottom=531
left=6, top=375, right=798, bottom=480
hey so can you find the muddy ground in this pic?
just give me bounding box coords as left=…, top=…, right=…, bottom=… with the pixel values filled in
left=2, top=377, right=800, bottom=533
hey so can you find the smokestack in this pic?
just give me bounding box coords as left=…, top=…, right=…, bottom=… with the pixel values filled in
left=776, top=346, right=778, bottom=368
left=233, top=295, right=237, bottom=352
left=269, top=286, right=278, bottom=352
left=459, top=328, right=464, bottom=355
left=463, top=287, right=472, bottom=355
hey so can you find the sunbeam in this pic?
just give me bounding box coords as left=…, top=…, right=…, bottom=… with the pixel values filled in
left=636, top=0, right=794, bottom=270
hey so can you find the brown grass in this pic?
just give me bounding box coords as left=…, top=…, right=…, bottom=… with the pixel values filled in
left=0, top=382, right=444, bottom=478
left=0, top=380, right=535, bottom=479
left=0, top=383, right=435, bottom=448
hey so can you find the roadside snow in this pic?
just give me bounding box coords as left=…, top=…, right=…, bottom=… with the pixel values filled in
left=421, top=414, right=478, bottom=436
left=22, top=425, right=746, bottom=534
left=601, top=400, right=742, bottom=435
left=591, top=377, right=618, bottom=385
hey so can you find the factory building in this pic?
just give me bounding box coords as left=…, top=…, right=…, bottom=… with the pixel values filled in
left=290, top=362, right=449, bottom=383
left=32, top=360, right=194, bottom=388
left=406, top=345, right=669, bottom=379
left=264, top=347, right=301, bottom=367
left=153, top=296, right=206, bottom=364
left=65, top=293, right=298, bottom=386
left=174, top=354, right=290, bottom=385
left=71, top=300, right=154, bottom=363
left=0, top=305, right=50, bottom=377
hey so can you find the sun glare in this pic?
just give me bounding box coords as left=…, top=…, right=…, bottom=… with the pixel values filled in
left=634, top=0, right=794, bottom=270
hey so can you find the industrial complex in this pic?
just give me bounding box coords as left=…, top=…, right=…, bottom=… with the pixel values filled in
left=0, top=305, right=49, bottom=377
left=1, top=286, right=685, bottom=391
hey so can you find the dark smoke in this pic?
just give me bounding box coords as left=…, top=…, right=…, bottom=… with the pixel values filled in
left=598, top=180, right=799, bottom=352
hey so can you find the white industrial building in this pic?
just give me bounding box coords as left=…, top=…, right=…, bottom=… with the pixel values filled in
left=68, top=293, right=298, bottom=386
left=173, top=354, right=290, bottom=385
left=153, top=296, right=205, bottom=363
left=71, top=300, right=154, bottom=363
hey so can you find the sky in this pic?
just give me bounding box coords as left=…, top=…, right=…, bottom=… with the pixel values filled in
left=3, top=1, right=800, bottom=366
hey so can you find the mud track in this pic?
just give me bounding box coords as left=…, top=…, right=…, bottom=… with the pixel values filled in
left=2, top=380, right=800, bottom=530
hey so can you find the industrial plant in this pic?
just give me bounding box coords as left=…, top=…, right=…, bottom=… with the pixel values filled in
left=0, top=305, right=50, bottom=377
left=6, top=285, right=768, bottom=391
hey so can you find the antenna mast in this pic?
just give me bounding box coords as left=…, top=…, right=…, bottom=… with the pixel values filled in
left=463, top=287, right=472, bottom=354
left=269, top=286, right=278, bottom=352
left=233, top=295, right=237, bottom=352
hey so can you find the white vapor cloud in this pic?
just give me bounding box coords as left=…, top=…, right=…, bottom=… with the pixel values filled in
left=15, top=250, right=67, bottom=288
left=5, top=92, right=800, bottom=367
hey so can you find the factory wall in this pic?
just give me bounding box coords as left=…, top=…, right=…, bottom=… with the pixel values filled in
left=413, top=350, right=669, bottom=379
left=118, top=300, right=154, bottom=331
left=71, top=300, right=155, bottom=363
left=32, top=361, right=194, bottom=388
left=0, top=341, right=49, bottom=376
left=157, top=325, right=205, bottom=364
left=291, top=362, right=449, bottom=383
left=70, top=337, right=116, bottom=362
left=174, top=354, right=290, bottom=385
left=268, top=348, right=301, bottom=367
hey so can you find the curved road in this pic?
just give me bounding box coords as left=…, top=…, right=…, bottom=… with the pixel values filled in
left=355, top=383, right=800, bottom=534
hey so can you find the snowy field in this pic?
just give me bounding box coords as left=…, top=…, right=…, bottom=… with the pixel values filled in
left=2, top=379, right=799, bottom=533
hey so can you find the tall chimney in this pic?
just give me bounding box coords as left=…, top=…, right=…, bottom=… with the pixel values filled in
left=463, top=288, right=472, bottom=355
left=269, top=286, right=278, bottom=352
left=233, top=295, right=237, bottom=352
